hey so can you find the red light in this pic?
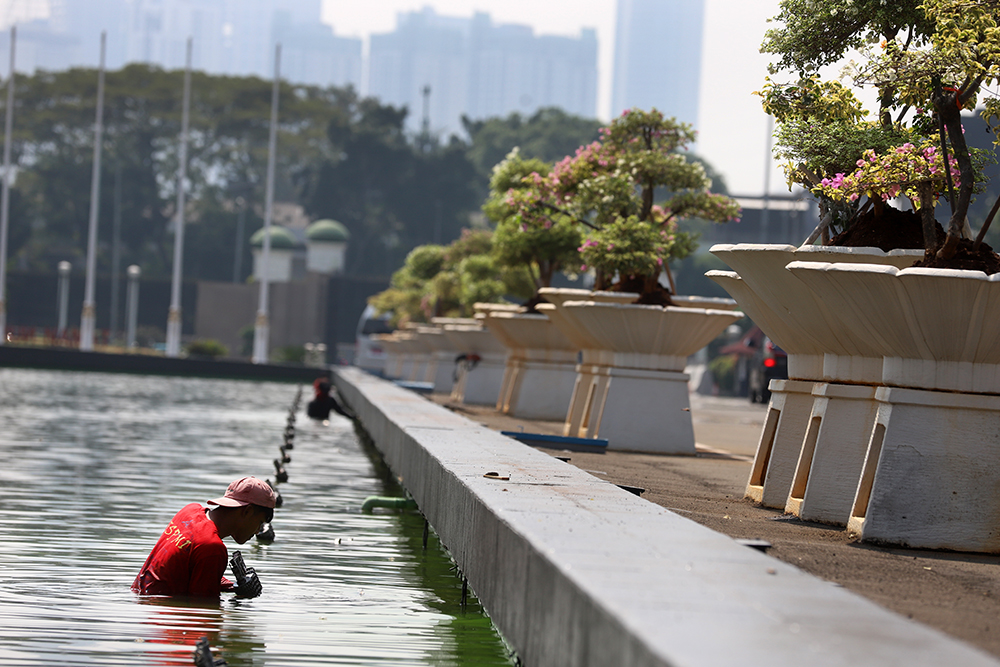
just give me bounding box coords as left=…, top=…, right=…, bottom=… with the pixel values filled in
left=764, top=358, right=777, bottom=368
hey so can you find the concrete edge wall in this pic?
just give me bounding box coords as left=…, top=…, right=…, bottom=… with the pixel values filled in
left=334, top=366, right=1000, bottom=667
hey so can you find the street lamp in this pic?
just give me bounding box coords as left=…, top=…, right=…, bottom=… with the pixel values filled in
left=57, top=261, right=71, bottom=337
left=126, top=264, right=140, bottom=349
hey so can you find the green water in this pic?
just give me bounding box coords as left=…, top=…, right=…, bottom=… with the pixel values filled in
left=0, top=368, right=513, bottom=666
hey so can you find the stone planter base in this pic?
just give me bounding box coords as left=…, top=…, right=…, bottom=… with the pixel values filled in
left=746, top=379, right=816, bottom=508
left=497, top=356, right=579, bottom=420
left=450, top=352, right=506, bottom=405
left=431, top=350, right=457, bottom=394
left=563, top=357, right=606, bottom=438
left=848, top=386, right=1000, bottom=553
left=785, top=383, right=879, bottom=525
left=580, top=365, right=696, bottom=454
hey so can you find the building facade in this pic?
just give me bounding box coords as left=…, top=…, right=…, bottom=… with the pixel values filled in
left=368, top=8, right=598, bottom=138
left=611, top=0, right=704, bottom=127
left=0, top=0, right=361, bottom=91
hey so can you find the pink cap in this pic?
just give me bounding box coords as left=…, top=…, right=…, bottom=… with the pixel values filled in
left=207, top=476, right=276, bottom=509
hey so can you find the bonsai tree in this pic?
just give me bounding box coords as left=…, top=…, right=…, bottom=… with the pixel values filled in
left=498, top=109, right=739, bottom=303
left=484, top=148, right=583, bottom=307
left=759, top=0, right=1000, bottom=259
left=369, top=229, right=533, bottom=327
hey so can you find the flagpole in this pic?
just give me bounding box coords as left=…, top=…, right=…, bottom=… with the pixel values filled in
left=0, top=26, right=15, bottom=346
left=165, top=37, right=192, bottom=358
left=80, top=31, right=106, bottom=352
left=252, top=43, right=280, bottom=365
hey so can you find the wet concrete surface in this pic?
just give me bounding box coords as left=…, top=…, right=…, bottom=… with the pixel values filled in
left=428, top=392, right=1000, bottom=659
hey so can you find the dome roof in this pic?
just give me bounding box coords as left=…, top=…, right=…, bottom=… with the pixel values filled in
left=249, top=225, right=297, bottom=249
left=306, top=218, right=350, bottom=242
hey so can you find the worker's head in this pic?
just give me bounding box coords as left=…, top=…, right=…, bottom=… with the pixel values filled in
left=207, top=476, right=276, bottom=543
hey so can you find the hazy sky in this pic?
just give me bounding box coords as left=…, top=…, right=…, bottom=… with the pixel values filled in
left=322, top=0, right=786, bottom=197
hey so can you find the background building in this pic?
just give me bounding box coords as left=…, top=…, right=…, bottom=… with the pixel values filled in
left=0, top=0, right=362, bottom=90
left=368, top=8, right=597, bottom=137
left=612, top=0, right=704, bottom=127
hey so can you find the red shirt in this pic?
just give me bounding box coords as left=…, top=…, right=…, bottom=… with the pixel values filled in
left=132, top=503, right=233, bottom=597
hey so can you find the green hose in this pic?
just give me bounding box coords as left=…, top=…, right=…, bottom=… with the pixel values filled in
left=361, top=496, right=418, bottom=513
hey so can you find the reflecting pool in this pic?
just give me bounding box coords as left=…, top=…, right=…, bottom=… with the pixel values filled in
left=0, top=368, right=513, bottom=666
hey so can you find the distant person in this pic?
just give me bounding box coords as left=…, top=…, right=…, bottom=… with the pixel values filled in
left=307, top=377, right=351, bottom=421
left=131, top=476, right=275, bottom=598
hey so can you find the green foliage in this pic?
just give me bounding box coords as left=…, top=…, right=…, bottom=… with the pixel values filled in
left=405, top=245, right=448, bottom=281
left=239, top=324, right=255, bottom=357
left=757, top=75, right=868, bottom=125
left=579, top=216, right=673, bottom=280
left=551, top=109, right=738, bottom=292
left=485, top=149, right=583, bottom=293
left=708, top=354, right=737, bottom=396
left=761, top=0, right=1000, bottom=243
left=772, top=118, right=916, bottom=188
left=185, top=338, right=228, bottom=358
left=368, top=229, right=530, bottom=327
left=463, top=107, right=602, bottom=183
left=272, top=345, right=307, bottom=365
left=761, top=0, right=933, bottom=74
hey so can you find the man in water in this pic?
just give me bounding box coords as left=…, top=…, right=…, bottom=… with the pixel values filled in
left=131, top=476, right=275, bottom=598
left=307, top=378, right=352, bottom=421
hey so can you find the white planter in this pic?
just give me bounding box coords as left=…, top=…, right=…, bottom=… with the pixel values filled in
left=391, top=333, right=430, bottom=383
left=786, top=261, right=1000, bottom=551
left=414, top=326, right=459, bottom=393
left=373, top=334, right=405, bottom=379
left=745, top=379, right=816, bottom=507
left=483, top=311, right=579, bottom=421
left=785, top=382, right=879, bottom=525
left=441, top=325, right=507, bottom=406
left=537, top=288, right=640, bottom=436
left=708, top=244, right=921, bottom=511
left=848, top=386, right=1000, bottom=552
left=555, top=301, right=743, bottom=454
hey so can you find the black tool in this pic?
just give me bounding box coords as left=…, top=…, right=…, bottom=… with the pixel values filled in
left=266, top=479, right=283, bottom=508
left=229, top=550, right=262, bottom=598
left=193, top=636, right=227, bottom=666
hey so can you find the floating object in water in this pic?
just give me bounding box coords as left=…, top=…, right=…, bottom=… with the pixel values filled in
left=282, top=436, right=294, bottom=450
left=193, top=636, right=227, bottom=666
left=273, top=460, right=288, bottom=483
left=279, top=446, right=291, bottom=463
left=266, top=479, right=283, bottom=508
left=284, top=425, right=295, bottom=440
left=256, top=522, right=275, bottom=542
left=361, top=496, right=418, bottom=513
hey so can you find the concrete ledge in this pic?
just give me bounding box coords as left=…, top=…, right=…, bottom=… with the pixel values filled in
left=334, top=366, right=999, bottom=667
left=0, top=345, right=328, bottom=382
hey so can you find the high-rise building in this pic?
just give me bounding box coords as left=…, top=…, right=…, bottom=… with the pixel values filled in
left=368, top=8, right=598, bottom=138
left=612, top=0, right=704, bottom=127
left=0, top=0, right=361, bottom=91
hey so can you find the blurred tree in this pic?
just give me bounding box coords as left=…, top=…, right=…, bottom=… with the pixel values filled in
left=462, top=107, right=603, bottom=186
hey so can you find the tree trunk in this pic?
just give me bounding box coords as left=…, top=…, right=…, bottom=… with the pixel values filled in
left=918, top=182, right=938, bottom=255
left=641, top=182, right=654, bottom=222
left=933, top=86, right=974, bottom=259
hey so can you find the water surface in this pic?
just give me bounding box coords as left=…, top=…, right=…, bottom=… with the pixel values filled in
left=0, top=368, right=512, bottom=666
